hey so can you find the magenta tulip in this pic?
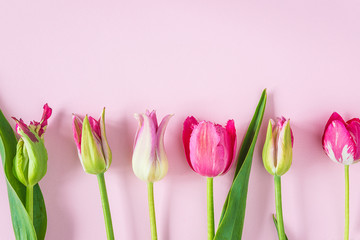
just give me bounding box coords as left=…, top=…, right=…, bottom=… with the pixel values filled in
left=183, top=116, right=236, bottom=240
left=183, top=116, right=237, bottom=177
left=322, top=112, right=360, bottom=165
left=322, top=112, right=360, bottom=240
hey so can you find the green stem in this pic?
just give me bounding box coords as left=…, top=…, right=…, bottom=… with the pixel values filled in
left=274, top=176, right=285, bottom=240
left=207, top=177, right=214, bottom=240
left=345, top=165, right=349, bottom=240
left=26, top=185, right=33, bottom=222
left=97, top=173, right=114, bottom=240
left=148, top=182, right=158, bottom=240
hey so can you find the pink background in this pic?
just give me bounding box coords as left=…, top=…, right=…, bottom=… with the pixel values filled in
left=1, top=1, right=360, bottom=239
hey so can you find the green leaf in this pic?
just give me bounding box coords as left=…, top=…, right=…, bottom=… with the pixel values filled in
left=272, top=215, right=288, bottom=240
left=0, top=110, right=47, bottom=240
left=214, top=89, right=267, bottom=240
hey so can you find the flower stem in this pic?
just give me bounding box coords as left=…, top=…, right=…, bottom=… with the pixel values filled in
left=26, top=185, right=33, bottom=222
left=148, top=182, right=158, bottom=240
left=345, top=165, right=349, bottom=240
left=207, top=177, right=215, bottom=240
left=97, top=173, right=114, bottom=240
left=274, top=176, right=285, bottom=240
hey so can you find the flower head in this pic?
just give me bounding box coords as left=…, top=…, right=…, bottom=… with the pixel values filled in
left=12, top=104, right=52, bottom=186
left=322, top=112, right=360, bottom=165
left=262, top=117, right=293, bottom=176
left=182, top=116, right=237, bottom=177
left=132, top=110, right=172, bottom=182
left=72, top=108, right=112, bottom=174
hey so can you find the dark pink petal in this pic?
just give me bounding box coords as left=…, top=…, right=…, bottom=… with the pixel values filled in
left=38, top=103, right=52, bottom=137
left=88, top=116, right=101, bottom=140
left=322, top=119, right=356, bottom=164
left=11, top=117, right=38, bottom=142
left=72, top=115, right=83, bottom=152
left=30, top=120, right=40, bottom=126
left=222, top=119, right=237, bottom=175
left=346, top=118, right=360, bottom=160
left=182, top=116, right=198, bottom=171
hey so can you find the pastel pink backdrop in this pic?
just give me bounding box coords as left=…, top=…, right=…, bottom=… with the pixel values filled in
left=1, top=1, right=360, bottom=239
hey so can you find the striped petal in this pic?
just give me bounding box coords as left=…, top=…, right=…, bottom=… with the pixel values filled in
left=323, top=119, right=356, bottom=165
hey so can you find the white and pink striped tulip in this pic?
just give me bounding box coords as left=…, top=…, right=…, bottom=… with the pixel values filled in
left=132, top=110, right=172, bottom=182
left=182, top=117, right=237, bottom=177
left=322, top=112, right=360, bottom=165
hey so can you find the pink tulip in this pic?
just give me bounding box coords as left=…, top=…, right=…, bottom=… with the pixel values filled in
left=182, top=116, right=237, bottom=177
left=322, top=112, right=360, bottom=165
left=132, top=110, right=172, bottom=182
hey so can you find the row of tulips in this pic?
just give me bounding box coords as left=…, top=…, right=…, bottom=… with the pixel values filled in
left=0, top=90, right=357, bottom=240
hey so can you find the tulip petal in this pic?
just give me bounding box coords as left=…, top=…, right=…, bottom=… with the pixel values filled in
left=263, top=120, right=276, bottom=175
left=72, top=115, right=83, bottom=153
left=276, top=117, right=294, bottom=146
left=323, top=119, right=356, bottom=164
left=13, top=139, right=29, bottom=186
left=222, top=119, right=237, bottom=175
left=322, top=112, right=346, bottom=143
left=38, top=103, right=52, bottom=137
left=148, top=114, right=173, bottom=182
left=182, top=116, right=199, bottom=171
left=132, top=113, right=157, bottom=181
left=81, top=116, right=106, bottom=174
left=148, top=110, right=158, bottom=131
left=275, top=120, right=293, bottom=175
left=12, top=117, right=38, bottom=143
left=213, top=124, right=227, bottom=175
left=346, top=118, right=360, bottom=160
left=100, top=108, right=112, bottom=170
left=88, top=116, right=101, bottom=141
left=189, top=121, right=221, bottom=177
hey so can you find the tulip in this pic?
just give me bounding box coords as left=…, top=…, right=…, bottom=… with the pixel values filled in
left=262, top=117, right=293, bottom=176
left=72, top=108, right=112, bottom=175
left=182, top=116, right=237, bottom=177
left=12, top=103, right=52, bottom=221
left=132, top=110, right=172, bottom=182
left=72, top=108, right=114, bottom=240
left=262, top=116, right=293, bottom=240
left=322, top=112, right=360, bottom=240
left=182, top=116, right=236, bottom=240
left=132, top=110, right=172, bottom=240
left=322, top=112, right=360, bottom=165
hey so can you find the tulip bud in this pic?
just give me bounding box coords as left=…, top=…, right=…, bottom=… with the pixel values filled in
left=132, top=110, right=172, bottom=182
left=72, top=108, right=112, bottom=175
left=182, top=116, right=237, bottom=177
left=12, top=104, right=52, bottom=186
left=262, top=117, right=293, bottom=176
left=322, top=112, right=360, bottom=165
